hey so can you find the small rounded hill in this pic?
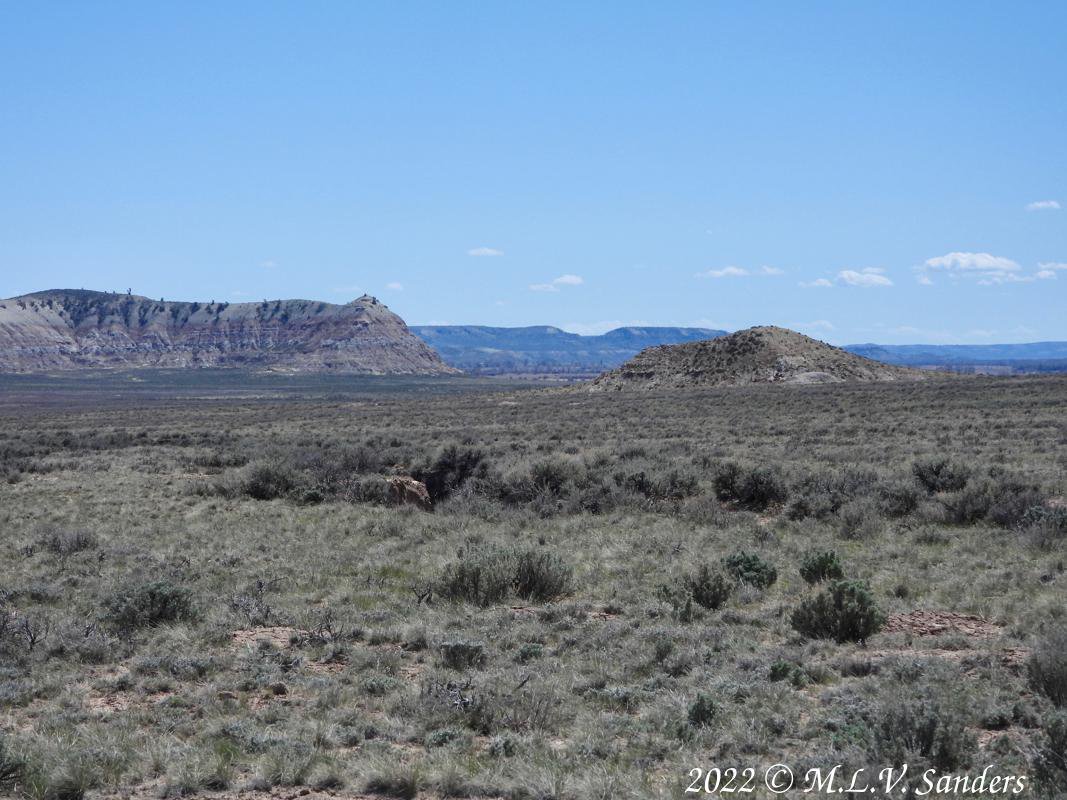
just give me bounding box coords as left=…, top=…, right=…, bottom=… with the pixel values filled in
left=588, top=325, right=934, bottom=390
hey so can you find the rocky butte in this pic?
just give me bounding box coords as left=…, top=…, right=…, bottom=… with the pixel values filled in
left=0, top=289, right=459, bottom=374
left=588, top=325, right=935, bottom=390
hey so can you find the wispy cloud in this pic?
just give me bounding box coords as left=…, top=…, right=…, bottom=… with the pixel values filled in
left=529, top=274, right=584, bottom=292
left=385, top=282, right=403, bottom=291
left=838, top=268, right=893, bottom=287
left=917, top=251, right=1058, bottom=285
left=696, top=264, right=785, bottom=279
left=260, top=260, right=278, bottom=269
left=553, top=274, right=583, bottom=286
left=696, top=266, right=748, bottom=279
left=1026, top=200, right=1061, bottom=211
left=800, top=278, right=834, bottom=288
left=924, top=252, right=1021, bottom=273
left=467, top=247, right=504, bottom=257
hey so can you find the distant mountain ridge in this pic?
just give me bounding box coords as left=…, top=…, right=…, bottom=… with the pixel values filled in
left=0, top=290, right=457, bottom=374
left=411, top=324, right=1067, bottom=376
left=590, top=326, right=932, bottom=390
left=842, top=342, right=1067, bottom=367
left=410, top=324, right=727, bottom=375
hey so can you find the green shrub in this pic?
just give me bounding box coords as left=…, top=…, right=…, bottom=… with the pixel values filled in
left=712, top=462, right=788, bottom=511
left=912, top=458, right=970, bottom=493
left=687, top=693, right=718, bottom=728
left=791, top=580, right=885, bottom=643
left=434, top=548, right=572, bottom=607
left=799, top=550, right=844, bottom=584
left=1029, top=628, right=1067, bottom=707
left=769, top=660, right=808, bottom=688
left=683, top=564, right=733, bottom=610
left=722, top=551, right=777, bottom=588
left=103, top=580, right=196, bottom=633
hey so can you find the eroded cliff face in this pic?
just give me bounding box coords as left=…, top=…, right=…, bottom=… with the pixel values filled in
left=0, top=290, right=459, bottom=374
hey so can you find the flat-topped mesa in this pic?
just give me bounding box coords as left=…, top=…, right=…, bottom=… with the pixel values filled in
left=588, top=325, right=934, bottom=390
left=0, top=289, right=459, bottom=374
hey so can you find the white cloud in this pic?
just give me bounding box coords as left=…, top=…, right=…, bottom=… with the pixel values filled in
left=1026, top=200, right=1061, bottom=211
left=917, top=274, right=934, bottom=286
left=530, top=274, right=584, bottom=292
left=260, top=260, right=278, bottom=269
left=467, top=247, right=504, bottom=257
left=761, top=265, right=785, bottom=275
left=1039, top=262, right=1067, bottom=271
left=800, top=278, right=833, bottom=288
left=917, top=252, right=1053, bottom=285
left=838, top=268, right=893, bottom=287
left=1036, top=270, right=1057, bottom=280
left=924, top=252, right=1021, bottom=272
left=697, top=266, right=748, bottom=279
left=553, top=274, right=584, bottom=286
left=385, top=282, right=403, bottom=291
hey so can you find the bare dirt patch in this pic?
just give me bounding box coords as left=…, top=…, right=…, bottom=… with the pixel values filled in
left=232, top=626, right=302, bottom=649
left=882, top=610, right=1001, bottom=638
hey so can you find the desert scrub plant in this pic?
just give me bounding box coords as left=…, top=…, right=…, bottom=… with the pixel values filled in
left=0, top=736, right=30, bottom=794
left=1034, top=712, right=1067, bottom=793
left=836, top=498, right=883, bottom=540
left=438, top=640, right=487, bottom=670
left=878, top=479, right=921, bottom=518
left=1022, top=505, right=1067, bottom=549
left=39, top=527, right=97, bottom=556
left=1029, top=627, right=1067, bottom=707
left=239, top=461, right=300, bottom=500
left=682, top=563, right=734, bottom=610
left=687, top=693, right=719, bottom=728
left=722, top=551, right=777, bottom=588
left=712, top=462, right=787, bottom=511
left=869, top=685, right=976, bottom=772
left=912, top=458, right=970, bottom=494
left=413, top=444, right=489, bottom=502
left=799, top=550, right=844, bottom=584
left=940, top=475, right=1045, bottom=527
left=791, top=580, right=885, bottom=643
left=434, top=547, right=572, bottom=606
left=103, top=580, right=196, bottom=633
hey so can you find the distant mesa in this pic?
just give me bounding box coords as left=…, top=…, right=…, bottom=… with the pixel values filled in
left=0, top=289, right=458, bottom=374
left=588, top=326, right=935, bottom=390
left=410, top=324, right=728, bottom=376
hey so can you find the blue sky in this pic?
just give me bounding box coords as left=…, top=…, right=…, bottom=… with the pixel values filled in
left=1, top=2, right=1064, bottom=344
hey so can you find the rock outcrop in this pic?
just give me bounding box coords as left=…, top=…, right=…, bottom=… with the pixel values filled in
left=588, top=326, right=934, bottom=390
left=0, top=290, right=458, bottom=374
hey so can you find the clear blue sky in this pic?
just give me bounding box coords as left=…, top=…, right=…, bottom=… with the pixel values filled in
left=1, top=2, right=1064, bottom=343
